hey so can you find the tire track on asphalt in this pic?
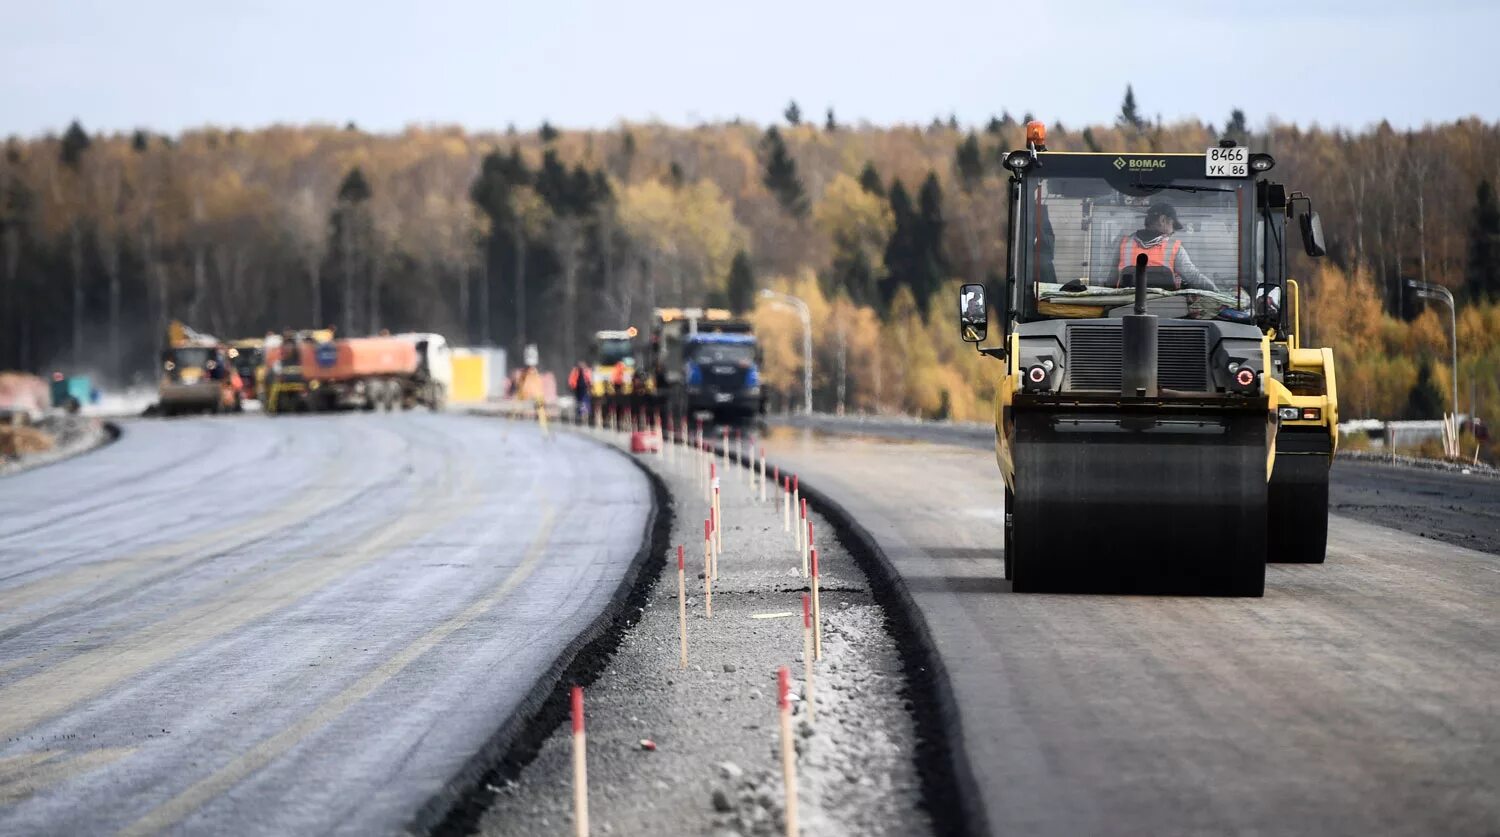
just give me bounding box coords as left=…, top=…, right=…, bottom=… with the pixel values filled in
left=119, top=505, right=560, bottom=837
left=0, top=427, right=476, bottom=741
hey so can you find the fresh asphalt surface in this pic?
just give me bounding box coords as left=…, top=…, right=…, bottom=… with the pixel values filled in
left=0, top=413, right=649, bottom=834
left=764, top=417, right=1499, bottom=836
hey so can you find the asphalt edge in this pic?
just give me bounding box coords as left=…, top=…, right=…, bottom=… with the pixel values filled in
left=720, top=436, right=989, bottom=837
left=414, top=421, right=675, bottom=836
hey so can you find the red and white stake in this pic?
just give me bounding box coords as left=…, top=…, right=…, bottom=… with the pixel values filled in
left=778, top=666, right=799, bottom=837
left=704, top=519, right=713, bottom=619
left=792, top=476, right=801, bottom=539
left=572, top=686, right=589, bottom=837
left=712, top=482, right=722, bottom=574
left=799, top=499, right=809, bottom=577
left=782, top=474, right=790, bottom=532
left=802, top=594, right=816, bottom=723
left=677, top=545, right=688, bottom=669
left=759, top=449, right=767, bottom=503
left=810, top=547, right=823, bottom=661
left=707, top=461, right=716, bottom=505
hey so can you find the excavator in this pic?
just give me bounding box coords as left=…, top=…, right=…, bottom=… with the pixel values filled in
left=959, top=122, right=1338, bottom=595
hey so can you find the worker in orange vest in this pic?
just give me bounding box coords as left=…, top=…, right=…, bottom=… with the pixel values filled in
left=568, top=361, right=592, bottom=420
left=1116, top=202, right=1213, bottom=290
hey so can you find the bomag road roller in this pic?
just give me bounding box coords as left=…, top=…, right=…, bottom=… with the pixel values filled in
left=958, top=122, right=1338, bottom=596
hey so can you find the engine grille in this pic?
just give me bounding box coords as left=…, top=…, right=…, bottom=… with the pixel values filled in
left=1064, top=324, right=1210, bottom=392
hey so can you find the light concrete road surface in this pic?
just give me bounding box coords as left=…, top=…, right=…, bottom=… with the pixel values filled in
left=764, top=429, right=1500, bottom=837
left=0, top=413, right=650, bottom=835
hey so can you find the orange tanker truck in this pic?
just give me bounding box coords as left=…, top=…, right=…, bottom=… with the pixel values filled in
left=267, top=332, right=447, bottom=414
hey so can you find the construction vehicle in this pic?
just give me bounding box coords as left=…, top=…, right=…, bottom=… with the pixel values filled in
left=159, top=320, right=243, bottom=416
left=266, top=330, right=449, bottom=414
left=393, top=332, right=453, bottom=410
left=957, top=122, right=1337, bottom=595
left=263, top=329, right=329, bottom=414
left=589, top=328, right=640, bottom=414
left=642, top=307, right=763, bottom=425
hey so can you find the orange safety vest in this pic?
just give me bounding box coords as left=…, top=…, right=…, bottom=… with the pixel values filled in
left=1117, top=236, right=1182, bottom=287
left=611, top=361, right=626, bottom=386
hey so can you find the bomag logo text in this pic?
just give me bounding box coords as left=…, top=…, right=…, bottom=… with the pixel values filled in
left=1114, top=157, right=1167, bottom=171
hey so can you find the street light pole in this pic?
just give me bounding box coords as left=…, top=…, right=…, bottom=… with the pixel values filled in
left=759, top=289, right=813, bottom=415
left=1407, top=279, right=1459, bottom=422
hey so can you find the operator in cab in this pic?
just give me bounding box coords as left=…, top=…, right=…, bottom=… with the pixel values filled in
left=1116, top=202, right=1214, bottom=291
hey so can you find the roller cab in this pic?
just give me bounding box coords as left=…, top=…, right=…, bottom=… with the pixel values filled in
left=959, top=124, right=1334, bottom=595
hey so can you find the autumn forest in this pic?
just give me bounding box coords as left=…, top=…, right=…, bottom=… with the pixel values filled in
left=2, top=92, right=1499, bottom=430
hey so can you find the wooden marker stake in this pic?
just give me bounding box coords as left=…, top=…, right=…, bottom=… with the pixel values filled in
left=782, top=475, right=791, bottom=533
left=802, top=594, right=815, bottom=723
left=712, top=484, right=722, bottom=579
left=704, top=519, right=713, bottom=619
left=572, top=686, right=589, bottom=837
left=759, top=450, right=767, bottom=503
left=792, top=476, right=801, bottom=539
left=677, top=545, right=688, bottom=669
left=708, top=461, right=716, bottom=505
left=811, top=547, right=823, bottom=661
left=778, top=666, right=799, bottom=837
left=799, top=499, right=808, bottom=577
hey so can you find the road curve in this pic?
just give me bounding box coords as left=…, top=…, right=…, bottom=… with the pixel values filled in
left=763, top=429, right=1500, bottom=836
left=0, top=413, right=650, bottom=835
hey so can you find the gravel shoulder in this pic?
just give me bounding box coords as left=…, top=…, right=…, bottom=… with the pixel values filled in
left=470, top=420, right=931, bottom=837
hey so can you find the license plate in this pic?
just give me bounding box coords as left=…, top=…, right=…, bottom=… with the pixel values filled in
left=1205, top=146, right=1247, bottom=177
left=712, top=365, right=735, bottom=375
left=714, top=393, right=733, bottom=403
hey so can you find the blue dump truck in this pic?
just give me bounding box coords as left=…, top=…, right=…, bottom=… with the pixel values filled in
left=644, top=308, right=764, bottom=425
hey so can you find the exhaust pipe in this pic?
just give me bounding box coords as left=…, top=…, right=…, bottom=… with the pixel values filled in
left=1122, top=254, right=1158, bottom=398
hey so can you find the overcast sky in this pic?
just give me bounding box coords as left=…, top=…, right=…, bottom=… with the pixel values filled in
left=2, top=0, right=1497, bottom=137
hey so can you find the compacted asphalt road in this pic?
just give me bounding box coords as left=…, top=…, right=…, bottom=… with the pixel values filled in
left=764, top=424, right=1499, bottom=837
left=0, top=413, right=650, bottom=835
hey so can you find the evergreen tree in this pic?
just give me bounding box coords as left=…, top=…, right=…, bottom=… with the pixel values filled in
left=985, top=116, right=1003, bottom=135
left=858, top=161, right=885, bottom=198
left=668, top=161, right=685, bottom=189
left=881, top=179, right=918, bottom=312
left=947, top=113, right=959, bottom=131
left=1117, top=85, right=1143, bottom=130
left=329, top=167, right=374, bottom=333
left=1406, top=359, right=1444, bottom=419
left=539, top=121, right=560, bottom=144
left=955, top=132, right=984, bottom=191
left=760, top=127, right=808, bottom=217
left=1225, top=108, right=1248, bottom=142
left=824, top=107, right=838, bottom=132
left=131, top=130, right=149, bottom=153
left=60, top=120, right=90, bottom=170
left=1467, top=179, right=1500, bottom=301
left=726, top=249, right=755, bottom=313
left=784, top=100, right=802, bottom=126
left=1081, top=127, right=1100, bottom=152
left=830, top=242, right=878, bottom=308
left=914, top=171, right=948, bottom=312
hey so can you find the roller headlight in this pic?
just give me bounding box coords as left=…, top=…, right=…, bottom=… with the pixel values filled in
left=1231, top=366, right=1258, bottom=394
left=1004, top=150, right=1033, bottom=171
left=1278, top=406, right=1299, bottom=421
left=1024, top=364, right=1052, bottom=392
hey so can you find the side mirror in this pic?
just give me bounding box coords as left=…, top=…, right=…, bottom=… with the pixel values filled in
left=1300, top=211, right=1327, bottom=258
left=959, top=283, right=988, bottom=343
